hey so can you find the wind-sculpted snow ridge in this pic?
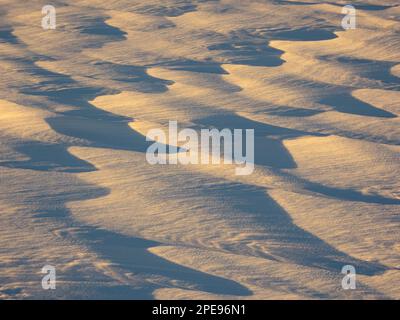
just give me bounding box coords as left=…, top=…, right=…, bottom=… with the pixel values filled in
left=0, top=0, right=399, bottom=299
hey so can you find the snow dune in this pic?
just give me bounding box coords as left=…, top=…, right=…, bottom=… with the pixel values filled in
left=0, top=0, right=399, bottom=299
